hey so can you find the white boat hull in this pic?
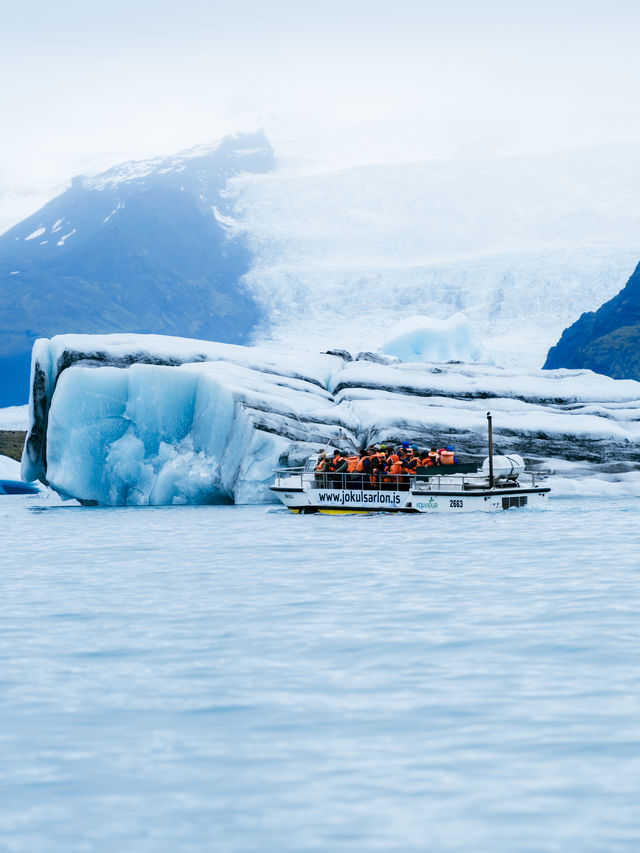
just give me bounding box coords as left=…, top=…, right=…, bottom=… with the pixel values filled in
left=270, top=472, right=550, bottom=514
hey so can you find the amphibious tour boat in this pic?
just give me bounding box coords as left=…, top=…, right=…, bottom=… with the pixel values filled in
left=270, top=413, right=550, bottom=514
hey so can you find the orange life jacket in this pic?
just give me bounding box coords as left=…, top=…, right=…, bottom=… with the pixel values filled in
left=346, top=456, right=360, bottom=472
left=327, top=455, right=344, bottom=472
left=388, top=455, right=404, bottom=476
left=428, top=451, right=439, bottom=465
left=314, top=458, right=327, bottom=472
left=356, top=456, right=368, bottom=473
left=403, top=456, right=418, bottom=473
left=439, top=450, right=455, bottom=465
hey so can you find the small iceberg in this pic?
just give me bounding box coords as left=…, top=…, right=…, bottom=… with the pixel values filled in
left=381, top=312, right=488, bottom=363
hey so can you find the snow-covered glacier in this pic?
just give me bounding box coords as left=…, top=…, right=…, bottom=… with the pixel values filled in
left=22, top=333, right=640, bottom=506
left=232, top=144, right=640, bottom=368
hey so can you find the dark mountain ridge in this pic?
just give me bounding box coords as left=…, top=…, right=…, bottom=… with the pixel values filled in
left=544, top=259, right=640, bottom=379
left=0, top=131, right=274, bottom=405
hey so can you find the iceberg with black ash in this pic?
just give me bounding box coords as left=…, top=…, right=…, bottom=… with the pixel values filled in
left=21, top=332, right=640, bottom=506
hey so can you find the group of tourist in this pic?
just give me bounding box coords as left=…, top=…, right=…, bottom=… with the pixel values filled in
left=315, top=441, right=459, bottom=482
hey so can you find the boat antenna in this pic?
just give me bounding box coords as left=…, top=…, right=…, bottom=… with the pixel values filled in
left=336, top=428, right=359, bottom=452
left=487, top=411, right=494, bottom=488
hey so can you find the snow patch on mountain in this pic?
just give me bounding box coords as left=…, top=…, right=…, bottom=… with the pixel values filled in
left=78, top=136, right=266, bottom=192
left=82, top=154, right=191, bottom=191
left=56, top=228, right=76, bottom=246
left=25, top=226, right=45, bottom=241
left=103, top=200, right=124, bottom=224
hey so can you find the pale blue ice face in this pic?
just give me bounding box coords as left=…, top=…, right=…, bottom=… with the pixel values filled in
left=1, top=495, right=640, bottom=851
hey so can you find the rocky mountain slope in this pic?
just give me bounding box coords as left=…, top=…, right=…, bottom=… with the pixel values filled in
left=0, top=131, right=275, bottom=406
left=544, top=260, right=640, bottom=379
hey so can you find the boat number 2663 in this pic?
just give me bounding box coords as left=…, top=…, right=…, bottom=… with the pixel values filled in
left=449, top=499, right=464, bottom=508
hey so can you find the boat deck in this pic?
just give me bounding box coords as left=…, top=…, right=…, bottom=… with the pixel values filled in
left=272, top=467, right=545, bottom=493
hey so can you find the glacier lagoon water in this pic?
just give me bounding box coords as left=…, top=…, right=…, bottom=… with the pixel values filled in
left=1, top=495, right=639, bottom=852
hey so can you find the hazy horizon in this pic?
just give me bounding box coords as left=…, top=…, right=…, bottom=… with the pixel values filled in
left=3, top=0, right=640, bottom=232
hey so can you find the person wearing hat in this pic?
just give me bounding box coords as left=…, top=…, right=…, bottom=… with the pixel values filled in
left=314, top=451, right=327, bottom=471
left=402, top=448, right=419, bottom=474
left=314, top=451, right=329, bottom=484
left=368, top=446, right=386, bottom=484
left=332, top=449, right=348, bottom=468
left=327, top=449, right=349, bottom=474
left=382, top=446, right=395, bottom=468
left=356, top=448, right=372, bottom=481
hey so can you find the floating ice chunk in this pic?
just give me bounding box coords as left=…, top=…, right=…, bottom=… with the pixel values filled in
left=20, top=332, right=640, bottom=506
left=381, top=313, right=487, bottom=364
left=52, top=218, right=63, bottom=232
left=32, top=345, right=346, bottom=505
left=25, top=226, right=46, bottom=241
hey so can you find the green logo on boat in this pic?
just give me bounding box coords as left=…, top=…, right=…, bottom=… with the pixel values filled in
left=417, top=497, right=439, bottom=510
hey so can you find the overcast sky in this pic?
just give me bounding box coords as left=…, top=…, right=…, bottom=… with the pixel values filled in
left=2, top=0, right=640, bottom=230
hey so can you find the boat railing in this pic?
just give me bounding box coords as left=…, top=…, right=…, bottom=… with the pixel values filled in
left=306, top=473, right=415, bottom=491
left=413, top=471, right=542, bottom=490
left=272, top=466, right=306, bottom=488
left=272, top=467, right=543, bottom=491
left=273, top=469, right=416, bottom=491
